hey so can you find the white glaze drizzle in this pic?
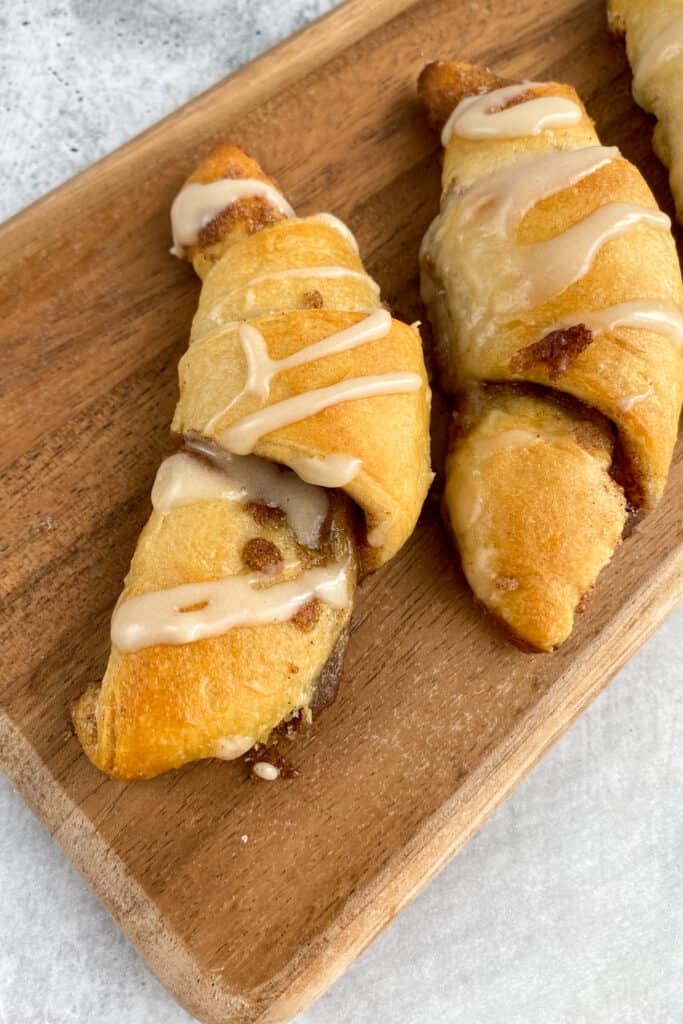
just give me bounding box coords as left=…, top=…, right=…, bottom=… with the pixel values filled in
left=213, top=735, right=255, bottom=760
left=450, top=146, right=620, bottom=236
left=219, top=373, right=422, bottom=455
left=633, top=15, right=683, bottom=103
left=286, top=454, right=362, bottom=487
left=170, top=179, right=295, bottom=257
left=518, top=203, right=670, bottom=309
left=151, top=452, right=245, bottom=513
left=238, top=309, right=391, bottom=402
left=182, top=440, right=329, bottom=548
left=441, top=83, right=582, bottom=145
left=204, top=309, right=393, bottom=433
left=527, top=300, right=683, bottom=351
left=618, top=388, right=653, bottom=413
left=247, top=266, right=380, bottom=295
left=311, top=213, right=360, bottom=253
left=424, top=147, right=672, bottom=349
left=111, top=562, right=350, bottom=652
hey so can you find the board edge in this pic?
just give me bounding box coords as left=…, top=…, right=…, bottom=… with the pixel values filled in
left=2, top=546, right=680, bottom=1024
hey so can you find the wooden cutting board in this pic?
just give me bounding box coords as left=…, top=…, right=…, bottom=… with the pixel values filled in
left=2, top=0, right=682, bottom=1020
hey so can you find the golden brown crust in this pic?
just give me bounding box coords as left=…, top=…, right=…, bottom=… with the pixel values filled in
left=509, top=324, right=594, bottom=382
left=183, top=143, right=288, bottom=273
left=72, top=489, right=358, bottom=779
left=444, top=389, right=627, bottom=651
left=420, top=60, right=683, bottom=507
left=74, top=143, right=432, bottom=778
left=175, top=308, right=431, bottom=573
left=179, top=146, right=432, bottom=572
left=419, top=59, right=683, bottom=649
left=418, top=61, right=511, bottom=132
left=607, top=0, right=683, bottom=225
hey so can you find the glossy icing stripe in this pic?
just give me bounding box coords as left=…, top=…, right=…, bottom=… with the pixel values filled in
left=219, top=372, right=423, bottom=455
left=442, top=83, right=582, bottom=144
left=247, top=266, right=380, bottom=295
left=311, top=213, right=360, bottom=252
left=518, top=204, right=671, bottom=309
left=236, top=309, right=392, bottom=402
left=529, top=300, right=683, bottom=350
left=171, top=178, right=294, bottom=256
left=155, top=447, right=329, bottom=549
left=111, top=562, right=351, bottom=652
left=286, top=453, right=362, bottom=487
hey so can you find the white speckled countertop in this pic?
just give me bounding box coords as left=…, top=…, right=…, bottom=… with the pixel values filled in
left=1, top=2, right=682, bottom=1022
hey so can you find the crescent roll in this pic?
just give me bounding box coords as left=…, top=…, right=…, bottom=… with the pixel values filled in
left=608, top=0, right=683, bottom=225
left=73, top=144, right=432, bottom=779
left=419, top=61, right=683, bottom=651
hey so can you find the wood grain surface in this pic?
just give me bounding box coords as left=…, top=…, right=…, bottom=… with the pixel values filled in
left=1, top=0, right=682, bottom=1021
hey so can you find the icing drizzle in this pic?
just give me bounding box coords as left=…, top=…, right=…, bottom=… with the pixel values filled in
left=170, top=178, right=295, bottom=257
left=220, top=372, right=422, bottom=455
left=111, top=562, right=350, bottom=652
left=286, top=454, right=362, bottom=487
left=233, top=309, right=392, bottom=403
left=423, top=146, right=671, bottom=352
left=154, top=446, right=330, bottom=549
left=441, top=83, right=582, bottom=144
left=529, top=300, right=683, bottom=351
left=247, top=265, right=380, bottom=295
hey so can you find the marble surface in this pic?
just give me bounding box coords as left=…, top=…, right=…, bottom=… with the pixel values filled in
left=1, top=2, right=682, bottom=1022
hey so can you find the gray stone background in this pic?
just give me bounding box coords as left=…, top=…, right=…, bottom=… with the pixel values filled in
left=1, top=2, right=682, bottom=1022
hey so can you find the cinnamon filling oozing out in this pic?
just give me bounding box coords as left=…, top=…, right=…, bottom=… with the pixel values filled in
left=245, top=501, right=288, bottom=528
left=291, top=597, right=323, bottom=632
left=302, top=288, right=324, bottom=308
left=241, top=537, right=284, bottom=575
left=197, top=197, right=286, bottom=251
left=510, top=324, right=594, bottom=381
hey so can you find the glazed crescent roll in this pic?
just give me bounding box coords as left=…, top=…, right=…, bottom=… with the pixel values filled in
left=419, top=61, right=683, bottom=651
left=608, top=0, right=683, bottom=224
left=73, top=144, right=432, bottom=779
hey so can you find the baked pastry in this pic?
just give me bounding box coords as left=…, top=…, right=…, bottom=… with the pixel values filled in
left=608, top=0, right=683, bottom=224
left=73, top=144, right=432, bottom=779
left=419, top=60, right=683, bottom=650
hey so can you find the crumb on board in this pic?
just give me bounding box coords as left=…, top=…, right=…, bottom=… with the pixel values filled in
left=252, top=761, right=280, bottom=781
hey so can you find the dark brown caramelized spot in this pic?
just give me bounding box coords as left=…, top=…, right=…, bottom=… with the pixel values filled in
left=510, top=324, right=593, bottom=381
left=489, top=88, right=535, bottom=113
left=291, top=597, right=323, bottom=632
left=197, top=197, right=285, bottom=251
left=417, top=60, right=512, bottom=132
left=178, top=600, right=209, bottom=613
left=242, top=537, right=283, bottom=575
left=245, top=500, right=287, bottom=528
left=303, top=288, right=323, bottom=309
